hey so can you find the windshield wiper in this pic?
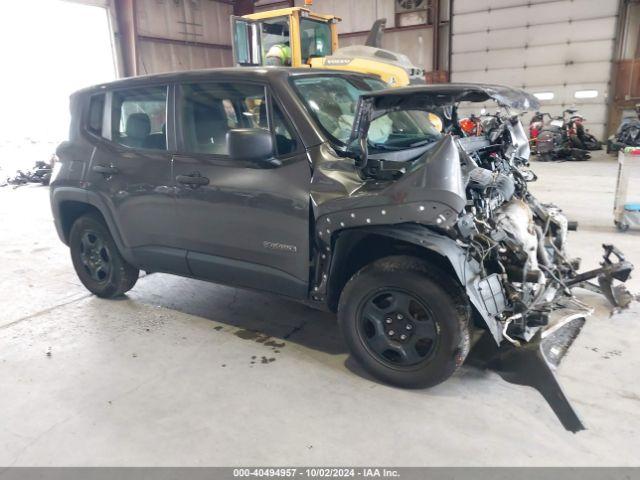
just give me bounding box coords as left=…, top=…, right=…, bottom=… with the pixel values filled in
left=408, top=138, right=434, bottom=148
left=369, top=138, right=435, bottom=151
left=369, top=143, right=403, bottom=151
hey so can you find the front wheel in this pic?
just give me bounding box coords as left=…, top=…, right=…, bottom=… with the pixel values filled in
left=69, top=213, right=139, bottom=298
left=338, top=256, right=471, bottom=389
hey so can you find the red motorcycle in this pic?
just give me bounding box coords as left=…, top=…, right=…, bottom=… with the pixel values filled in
left=528, top=111, right=546, bottom=154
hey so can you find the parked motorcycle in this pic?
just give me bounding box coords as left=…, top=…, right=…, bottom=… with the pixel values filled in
left=535, top=109, right=591, bottom=161
left=607, top=104, right=640, bottom=154
left=528, top=111, right=546, bottom=154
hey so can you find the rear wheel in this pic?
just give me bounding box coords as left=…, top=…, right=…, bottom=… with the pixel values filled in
left=69, top=213, right=139, bottom=298
left=338, top=256, right=471, bottom=389
left=615, top=221, right=630, bottom=232
left=585, top=134, right=602, bottom=150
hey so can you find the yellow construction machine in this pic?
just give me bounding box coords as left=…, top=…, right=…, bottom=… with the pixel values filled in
left=231, top=4, right=425, bottom=86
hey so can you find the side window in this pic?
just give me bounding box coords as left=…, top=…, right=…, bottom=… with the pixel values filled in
left=272, top=103, right=297, bottom=156
left=179, top=83, right=266, bottom=156
left=111, top=86, right=167, bottom=150
left=300, top=19, right=332, bottom=64
left=87, top=94, right=105, bottom=136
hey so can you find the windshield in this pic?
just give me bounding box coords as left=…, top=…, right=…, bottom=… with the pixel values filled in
left=292, top=75, right=442, bottom=151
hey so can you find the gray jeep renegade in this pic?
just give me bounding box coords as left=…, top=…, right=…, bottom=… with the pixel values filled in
left=51, top=67, right=632, bottom=390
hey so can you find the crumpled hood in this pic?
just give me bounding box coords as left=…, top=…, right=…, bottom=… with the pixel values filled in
left=348, top=83, right=540, bottom=147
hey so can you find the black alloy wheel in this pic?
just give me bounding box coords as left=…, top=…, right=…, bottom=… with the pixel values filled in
left=69, top=213, right=139, bottom=298
left=338, top=255, right=471, bottom=389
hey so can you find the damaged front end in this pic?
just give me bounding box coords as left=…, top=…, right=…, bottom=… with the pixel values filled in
left=309, top=83, right=634, bottom=429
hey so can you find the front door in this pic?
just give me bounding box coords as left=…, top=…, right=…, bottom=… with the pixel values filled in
left=172, top=81, right=310, bottom=298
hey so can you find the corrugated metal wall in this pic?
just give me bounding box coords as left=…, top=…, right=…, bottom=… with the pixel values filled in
left=295, top=0, right=395, bottom=33
left=609, top=1, right=640, bottom=134
left=338, top=26, right=434, bottom=73
left=451, top=0, right=619, bottom=139
left=134, top=0, right=233, bottom=74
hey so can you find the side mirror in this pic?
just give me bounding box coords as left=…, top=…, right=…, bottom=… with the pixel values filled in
left=227, top=128, right=277, bottom=165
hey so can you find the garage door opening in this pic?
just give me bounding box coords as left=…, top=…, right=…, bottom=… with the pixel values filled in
left=0, top=0, right=116, bottom=177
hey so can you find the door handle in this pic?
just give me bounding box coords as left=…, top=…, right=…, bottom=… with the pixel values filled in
left=176, top=174, right=209, bottom=186
left=93, top=164, right=119, bottom=175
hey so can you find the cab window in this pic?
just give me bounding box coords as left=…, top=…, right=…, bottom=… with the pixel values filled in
left=261, top=17, right=291, bottom=65
left=300, top=18, right=332, bottom=64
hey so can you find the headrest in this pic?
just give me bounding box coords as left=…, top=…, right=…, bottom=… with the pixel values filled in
left=194, top=101, right=228, bottom=143
left=126, top=113, right=150, bottom=140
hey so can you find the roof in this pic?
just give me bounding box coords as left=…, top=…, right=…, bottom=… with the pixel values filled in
left=72, top=67, right=372, bottom=96
left=241, top=7, right=339, bottom=22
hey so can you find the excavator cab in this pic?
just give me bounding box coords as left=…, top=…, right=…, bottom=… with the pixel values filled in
left=231, top=8, right=339, bottom=68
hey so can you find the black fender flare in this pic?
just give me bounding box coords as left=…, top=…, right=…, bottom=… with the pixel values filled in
left=50, top=187, right=136, bottom=265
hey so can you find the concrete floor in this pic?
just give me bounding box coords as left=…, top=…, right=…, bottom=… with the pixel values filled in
left=1, top=151, right=639, bottom=466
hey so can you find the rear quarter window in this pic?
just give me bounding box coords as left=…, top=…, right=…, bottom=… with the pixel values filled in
left=86, top=93, right=105, bottom=136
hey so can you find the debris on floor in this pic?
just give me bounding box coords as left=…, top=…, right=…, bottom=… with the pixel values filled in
left=3, top=157, right=54, bottom=187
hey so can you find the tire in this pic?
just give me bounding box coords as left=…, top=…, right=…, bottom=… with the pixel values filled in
left=585, top=134, right=602, bottom=150
left=615, top=221, right=630, bottom=232
left=338, top=255, right=471, bottom=389
left=69, top=213, right=139, bottom=298
left=570, top=148, right=590, bottom=161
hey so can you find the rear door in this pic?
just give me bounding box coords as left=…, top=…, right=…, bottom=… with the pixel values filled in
left=172, top=80, right=311, bottom=298
left=86, top=84, right=187, bottom=274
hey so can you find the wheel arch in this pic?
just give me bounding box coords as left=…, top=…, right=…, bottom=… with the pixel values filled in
left=325, top=224, right=502, bottom=343
left=51, top=187, right=133, bottom=263
left=326, top=225, right=460, bottom=312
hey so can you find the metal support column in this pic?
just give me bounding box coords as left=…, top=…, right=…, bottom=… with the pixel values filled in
left=113, top=0, right=137, bottom=77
